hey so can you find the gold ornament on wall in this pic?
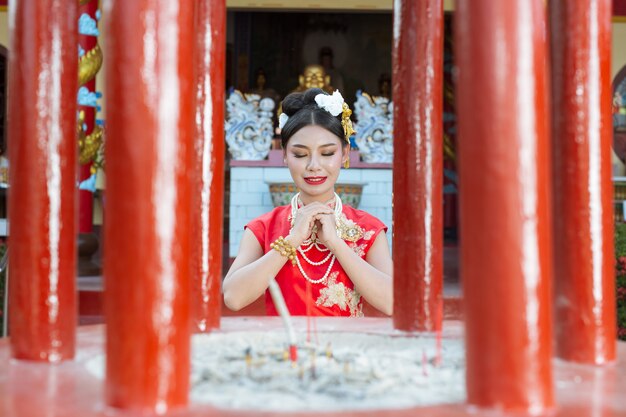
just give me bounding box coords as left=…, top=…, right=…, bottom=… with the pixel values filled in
left=76, top=1, right=104, bottom=170
left=78, top=43, right=103, bottom=86
left=77, top=111, right=104, bottom=172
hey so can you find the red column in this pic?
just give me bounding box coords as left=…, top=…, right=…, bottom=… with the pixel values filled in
left=392, top=0, right=444, bottom=331
left=8, top=0, right=78, bottom=362
left=456, top=1, right=554, bottom=411
left=104, top=1, right=194, bottom=412
left=550, top=0, right=616, bottom=364
left=77, top=1, right=98, bottom=234
left=191, top=0, right=226, bottom=333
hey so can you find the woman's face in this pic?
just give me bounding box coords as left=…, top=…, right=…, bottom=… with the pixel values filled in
left=284, top=125, right=348, bottom=204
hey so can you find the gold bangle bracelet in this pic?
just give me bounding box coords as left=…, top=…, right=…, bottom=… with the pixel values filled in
left=270, top=236, right=297, bottom=266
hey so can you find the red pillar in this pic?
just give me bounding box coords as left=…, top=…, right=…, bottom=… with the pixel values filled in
left=8, top=0, right=78, bottom=362
left=392, top=0, right=444, bottom=332
left=77, top=1, right=98, bottom=234
left=104, top=1, right=194, bottom=412
left=550, top=0, right=616, bottom=364
left=456, top=1, right=554, bottom=411
left=191, top=0, right=226, bottom=333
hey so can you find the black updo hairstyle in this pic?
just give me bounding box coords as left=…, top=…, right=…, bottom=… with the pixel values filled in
left=280, top=88, right=346, bottom=149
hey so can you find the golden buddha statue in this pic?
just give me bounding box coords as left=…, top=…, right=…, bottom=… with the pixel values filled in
left=293, top=64, right=334, bottom=94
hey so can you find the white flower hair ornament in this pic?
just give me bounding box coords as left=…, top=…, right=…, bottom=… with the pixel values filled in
left=278, top=113, right=289, bottom=129
left=315, top=90, right=355, bottom=168
left=314, top=90, right=344, bottom=116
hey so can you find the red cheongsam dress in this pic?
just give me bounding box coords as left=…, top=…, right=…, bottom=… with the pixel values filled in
left=245, top=204, right=387, bottom=316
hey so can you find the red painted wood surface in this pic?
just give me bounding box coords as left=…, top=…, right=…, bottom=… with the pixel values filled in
left=550, top=0, right=616, bottom=364
left=77, top=1, right=98, bottom=234
left=103, top=1, right=195, bottom=412
left=8, top=0, right=78, bottom=362
left=392, top=0, right=444, bottom=332
left=191, top=0, right=226, bottom=333
left=455, top=0, right=554, bottom=411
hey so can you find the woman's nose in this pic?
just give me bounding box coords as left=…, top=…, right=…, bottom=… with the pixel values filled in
left=307, top=155, right=321, bottom=171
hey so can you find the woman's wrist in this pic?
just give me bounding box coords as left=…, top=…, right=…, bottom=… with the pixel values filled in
left=285, top=233, right=303, bottom=248
left=325, top=236, right=345, bottom=254
left=270, top=236, right=297, bottom=266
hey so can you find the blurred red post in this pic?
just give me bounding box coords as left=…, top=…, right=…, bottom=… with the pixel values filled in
left=550, top=0, right=616, bottom=364
left=8, top=0, right=78, bottom=362
left=456, top=0, right=554, bottom=411
left=191, top=0, right=226, bottom=333
left=104, top=1, right=195, bottom=412
left=392, top=0, right=444, bottom=332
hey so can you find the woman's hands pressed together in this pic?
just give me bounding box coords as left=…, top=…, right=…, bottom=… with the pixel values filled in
left=314, top=211, right=343, bottom=251
left=287, top=201, right=335, bottom=247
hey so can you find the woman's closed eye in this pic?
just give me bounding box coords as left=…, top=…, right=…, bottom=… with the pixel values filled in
left=321, top=152, right=335, bottom=157
left=293, top=153, right=307, bottom=158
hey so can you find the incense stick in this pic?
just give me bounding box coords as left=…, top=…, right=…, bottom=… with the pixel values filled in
left=268, top=278, right=298, bottom=362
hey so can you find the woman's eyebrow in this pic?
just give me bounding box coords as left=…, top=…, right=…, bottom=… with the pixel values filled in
left=291, top=143, right=338, bottom=150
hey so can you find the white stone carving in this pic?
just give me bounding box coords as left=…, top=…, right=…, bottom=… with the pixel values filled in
left=353, top=90, right=393, bottom=163
left=225, top=90, right=275, bottom=160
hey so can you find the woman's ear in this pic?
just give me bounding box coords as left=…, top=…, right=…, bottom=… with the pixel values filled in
left=342, top=144, right=351, bottom=163
left=342, top=143, right=351, bottom=169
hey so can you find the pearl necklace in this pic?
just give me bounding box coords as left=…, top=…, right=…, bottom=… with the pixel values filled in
left=290, top=193, right=342, bottom=229
left=290, top=193, right=342, bottom=284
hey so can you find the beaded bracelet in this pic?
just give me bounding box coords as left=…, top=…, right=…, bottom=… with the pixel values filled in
left=270, top=236, right=297, bottom=266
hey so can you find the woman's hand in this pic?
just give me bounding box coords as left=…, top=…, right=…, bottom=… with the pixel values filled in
left=314, top=212, right=343, bottom=251
left=288, top=202, right=334, bottom=246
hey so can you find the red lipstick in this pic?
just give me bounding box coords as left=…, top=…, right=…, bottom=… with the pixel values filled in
left=304, top=176, right=327, bottom=185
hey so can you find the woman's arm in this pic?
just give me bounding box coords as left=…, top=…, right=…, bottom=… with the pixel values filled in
left=327, top=232, right=393, bottom=316
left=222, top=229, right=290, bottom=311
left=223, top=203, right=334, bottom=311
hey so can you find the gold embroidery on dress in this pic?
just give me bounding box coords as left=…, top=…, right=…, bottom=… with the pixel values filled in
left=363, top=230, right=376, bottom=241
left=348, top=242, right=367, bottom=257
left=336, top=213, right=364, bottom=242
left=315, top=272, right=364, bottom=317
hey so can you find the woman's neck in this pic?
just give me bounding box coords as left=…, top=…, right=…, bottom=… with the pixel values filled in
left=299, top=190, right=335, bottom=206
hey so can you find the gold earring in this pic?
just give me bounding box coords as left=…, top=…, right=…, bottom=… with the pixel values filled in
left=343, top=157, right=350, bottom=169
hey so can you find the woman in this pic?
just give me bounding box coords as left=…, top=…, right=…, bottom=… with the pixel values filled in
left=223, top=88, right=392, bottom=316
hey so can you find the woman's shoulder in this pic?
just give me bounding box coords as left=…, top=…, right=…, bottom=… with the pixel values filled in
left=341, top=205, right=387, bottom=230
left=248, top=205, right=291, bottom=226
left=245, top=205, right=291, bottom=247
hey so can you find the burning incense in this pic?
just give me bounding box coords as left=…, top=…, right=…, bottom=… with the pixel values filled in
left=268, top=279, right=298, bottom=362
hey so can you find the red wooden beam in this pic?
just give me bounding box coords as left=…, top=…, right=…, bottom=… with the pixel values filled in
left=456, top=0, right=554, bottom=411
left=191, top=0, right=226, bottom=333
left=392, top=0, right=444, bottom=332
left=550, top=0, right=616, bottom=364
left=104, top=1, right=195, bottom=412
left=8, top=0, right=78, bottom=362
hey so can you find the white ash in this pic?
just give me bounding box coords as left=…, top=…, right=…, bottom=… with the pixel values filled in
left=190, top=331, right=465, bottom=411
